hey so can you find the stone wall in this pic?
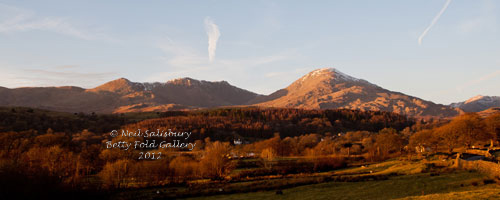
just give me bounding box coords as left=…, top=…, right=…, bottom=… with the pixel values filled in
left=459, top=159, right=500, bottom=177
left=465, top=149, right=492, bottom=157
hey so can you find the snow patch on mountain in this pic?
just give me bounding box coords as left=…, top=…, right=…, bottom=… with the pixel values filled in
left=465, top=95, right=486, bottom=104
left=300, top=68, right=360, bottom=82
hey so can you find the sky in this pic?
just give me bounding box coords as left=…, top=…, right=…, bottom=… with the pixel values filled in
left=0, top=0, right=498, bottom=105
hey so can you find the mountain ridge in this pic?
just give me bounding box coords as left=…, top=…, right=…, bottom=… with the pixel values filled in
left=0, top=77, right=260, bottom=113
left=450, top=95, right=500, bottom=112
left=0, top=68, right=465, bottom=118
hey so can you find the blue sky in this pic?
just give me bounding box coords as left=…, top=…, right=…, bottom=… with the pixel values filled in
left=0, top=0, right=498, bottom=104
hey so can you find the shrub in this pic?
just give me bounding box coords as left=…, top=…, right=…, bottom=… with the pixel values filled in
left=199, top=141, right=234, bottom=179
left=99, top=159, right=133, bottom=189
left=169, top=156, right=198, bottom=182
left=312, top=156, right=346, bottom=172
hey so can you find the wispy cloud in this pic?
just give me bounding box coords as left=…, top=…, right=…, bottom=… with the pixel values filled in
left=0, top=64, right=118, bottom=88
left=418, top=0, right=452, bottom=45
left=152, top=36, right=297, bottom=85
left=157, top=37, right=207, bottom=67
left=157, top=34, right=294, bottom=70
left=457, top=0, right=496, bottom=35
left=458, top=17, right=488, bottom=34
left=456, top=69, right=500, bottom=92
left=204, top=17, right=220, bottom=62
left=0, top=3, right=112, bottom=41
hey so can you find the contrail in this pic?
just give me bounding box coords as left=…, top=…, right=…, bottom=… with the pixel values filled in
left=418, top=0, right=452, bottom=45
left=456, top=70, right=500, bottom=92
left=204, top=17, right=220, bottom=62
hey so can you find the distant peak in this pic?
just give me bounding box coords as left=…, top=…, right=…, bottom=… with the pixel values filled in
left=168, top=77, right=194, bottom=81
left=464, top=95, right=486, bottom=104
left=216, top=80, right=230, bottom=85
left=91, top=77, right=137, bottom=93
left=104, top=77, right=130, bottom=83
left=464, top=95, right=500, bottom=104
left=98, top=78, right=132, bottom=87
left=302, top=68, right=360, bottom=82
left=314, top=67, right=337, bottom=72
left=115, top=77, right=131, bottom=81
left=313, top=68, right=350, bottom=75
left=167, top=77, right=201, bottom=86
left=166, top=77, right=232, bottom=87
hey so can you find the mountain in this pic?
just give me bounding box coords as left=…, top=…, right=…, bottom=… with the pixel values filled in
left=0, top=68, right=463, bottom=118
left=0, top=77, right=259, bottom=113
left=253, top=68, right=461, bottom=118
left=450, top=95, right=500, bottom=112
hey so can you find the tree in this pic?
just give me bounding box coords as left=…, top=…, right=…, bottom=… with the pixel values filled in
left=260, top=148, right=276, bottom=160
left=298, top=134, right=321, bottom=154
left=445, top=113, right=490, bottom=149
left=437, top=124, right=459, bottom=153
left=253, top=134, right=281, bottom=156
left=169, top=156, right=198, bottom=182
left=409, top=129, right=439, bottom=154
left=375, top=128, right=404, bottom=159
left=485, top=113, right=500, bottom=146
left=260, top=148, right=276, bottom=169
left=312, top=138, right=336, bottom=156
left=362, top=136, right=377, bottom=161
left=342, top=143, right=353, bottom=157
left=199, top=141, right=233, bottom=179
left=99, top=159, right=133, bottom=188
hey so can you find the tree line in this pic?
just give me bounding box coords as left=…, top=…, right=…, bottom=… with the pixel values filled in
left=2, top=107, right=499, bottom=198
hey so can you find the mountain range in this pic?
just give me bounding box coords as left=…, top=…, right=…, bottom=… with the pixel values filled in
left=0, top=68, right=483, bottom=118
left=0, top=77, right=258, bottom=113
left=450, top=95, right=500, bottom=113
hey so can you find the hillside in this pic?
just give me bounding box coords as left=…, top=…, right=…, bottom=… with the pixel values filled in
left=254, top=68, right=461, bottom=118
left=451, top=95, right=500, bottom=112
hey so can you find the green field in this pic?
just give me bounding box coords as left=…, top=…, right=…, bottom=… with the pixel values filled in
left=111, top=160, right=499, bottom=200
left=398, top=186, right=500, bottom=200
left=186, top=171, right=494, bottom=200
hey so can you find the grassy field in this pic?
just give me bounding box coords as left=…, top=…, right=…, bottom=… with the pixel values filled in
left=111, top=160, right=498, bottom=200
left=186, top=171, right=493, bottom=200
left=397, top=185, right=500, bottom=200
